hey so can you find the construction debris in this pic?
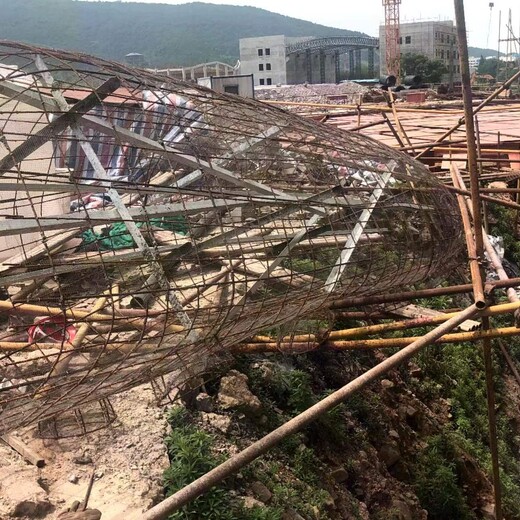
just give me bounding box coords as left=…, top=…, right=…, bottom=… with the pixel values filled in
left=0, top=41, right=463, bottom=436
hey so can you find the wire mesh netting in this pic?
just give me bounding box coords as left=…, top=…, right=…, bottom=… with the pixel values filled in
left=0, top=41, right=464, bottom=434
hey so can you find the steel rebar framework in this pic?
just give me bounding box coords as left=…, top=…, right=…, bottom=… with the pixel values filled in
left=0, top=41, right=465, bottom=434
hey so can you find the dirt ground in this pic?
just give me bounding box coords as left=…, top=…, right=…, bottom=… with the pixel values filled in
left=0, top=384, right=171, bottom=519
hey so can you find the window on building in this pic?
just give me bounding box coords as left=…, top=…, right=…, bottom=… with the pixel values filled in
left=266, top=78, right=272, bottom=85
left=435, top=32, right=439, bottom=40
left=259, top=64, right=264, bottom=71
left=441, top=34, right=445, bottom=43
left=258, top=49, right=263, bottom=57
left=405, top=36, right=411, bottom=44
left=266, top=63, right=271, bottom=71
left=224, top=85, right=239, bottom=95
left=265, top=48, right=271, bottom=56
left=441, top=50, right=445, bottom=59
left=399, top=37, right=403, bottom=44
left=259, top=78, right=265, bottom=85
left=446, top=50, right=450, bottom=59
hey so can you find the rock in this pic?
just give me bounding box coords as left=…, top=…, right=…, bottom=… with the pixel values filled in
left=378, top=442, right=401, bottom=468
left=57, top=510, right=102, bottom=520
left=353, top=486, right=364, bottom=498
left=72, top=452, right=93, bottom=465
left=200, top=412, right=232, bottom=434
left=388, top=429, right=400, bottom=441
left=250, top=481, right=273, bottom=503
left=391, top=460, right=411, bottom=481
left=243, top=496, right=266, bottom=509
left=195, top=392, right=214, bottom=413
left=381, top=379, right=395, bottom=390
left=390, top=500, right=413, bottom=520
left=481, top=503, right=496, bottom=520
left=358, top=502, right=370, bottom=520
left=330, top=466, right=349, bottom=483
left=404, top=405, right=418, bottom=418
left=409, top=364, right=423, bottom=378
left=68, top=474, right=79, bottom=484
left=94, top=470, right=104, bottom=479
left=0, top=466, right=53, bottom=517
left=282, top=508, right=306, bottom=520
left=217, top=370, right=262, bottom=416
left=322, top=491, right=336, bottom=510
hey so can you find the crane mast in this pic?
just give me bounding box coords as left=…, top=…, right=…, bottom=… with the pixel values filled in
left=383, top=0, right=402, bottom=81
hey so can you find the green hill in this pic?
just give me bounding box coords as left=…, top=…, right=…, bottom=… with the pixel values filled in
left=468, top=46, right=500, bottom=58
left=0, top=0, right=365, bottom=67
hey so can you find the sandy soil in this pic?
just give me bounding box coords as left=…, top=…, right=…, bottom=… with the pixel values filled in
left=0, top=384, right=171, bottom=519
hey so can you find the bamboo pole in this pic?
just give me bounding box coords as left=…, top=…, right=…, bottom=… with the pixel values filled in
left=141, top=304, right=481, bottom=520
left=45, top=295, right=109, bottom=381
left=0, top=300, right=184, bottom=332
left=253, top=301, right=520, bottom=343
left=451, top=165, right=485, bottom=305
left=454, top=3, right=502, bottom=515
left=238, top=325, right=520, bottom=354
left=329, top=277, right=520, bottom=310
left=453, top=164, right=520, bottom=323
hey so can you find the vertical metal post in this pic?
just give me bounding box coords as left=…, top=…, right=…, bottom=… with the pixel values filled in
left=306, top=49, right=312, bottom=83
left=355, top=49, right=362, bottom=77
left=319, top=49, right=326, bottom=84
left=454, top=0, right=485, bottom=258
left=368, top=47, right=375, bottom=78
left=334, top=51, right=341, bottom=83
left=497, top=10, right=502, bottom=81
left=454, top=2, right=503, bottom=517
left=349, top=50, right=355, bottom=79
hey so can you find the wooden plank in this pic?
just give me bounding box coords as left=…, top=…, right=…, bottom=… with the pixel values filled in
left=1, top=433, right=45, bottom=467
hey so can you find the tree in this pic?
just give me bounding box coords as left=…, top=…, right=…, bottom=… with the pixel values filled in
left=401, top=53, right=447, bottom=83
left=478, top=56, right=499, bottom=77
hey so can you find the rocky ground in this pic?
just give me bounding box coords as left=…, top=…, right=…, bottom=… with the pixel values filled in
left=0, top=345, right=512, bottom=519
left=0, top=384, right=170, bottom=519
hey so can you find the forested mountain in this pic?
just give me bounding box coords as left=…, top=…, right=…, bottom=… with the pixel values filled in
left=468, top=46, right=501, bottom=58
left=0, top=0, right=365, bottom=67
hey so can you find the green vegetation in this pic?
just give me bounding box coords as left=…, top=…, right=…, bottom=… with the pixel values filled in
left=164, top=404, right=331, bottom=520
left=409, top=333, right=520, bottom=518
left=414, top=435, right=473, bottom=520
left=401, top=53, right=447, bottom=83
left=478, top=56, right=519, bottom=81
left=163, top=407, right=234, bottom=520
left=1, top=0, right=363, bottom=67
left=164, top=407, right=283, bottom=519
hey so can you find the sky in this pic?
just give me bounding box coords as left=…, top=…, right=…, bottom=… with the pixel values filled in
left=100, top=0, right=518, bottom=49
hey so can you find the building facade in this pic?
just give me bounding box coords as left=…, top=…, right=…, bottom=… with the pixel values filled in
left=239, top=35, right=379, bottom=87
left=379, top=20, right=461, bottom=83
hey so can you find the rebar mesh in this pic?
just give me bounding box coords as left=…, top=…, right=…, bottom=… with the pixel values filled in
left=0, top=41, right=464, bottom=434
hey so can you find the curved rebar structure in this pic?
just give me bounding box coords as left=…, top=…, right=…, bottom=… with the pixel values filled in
left=0, top=42, right=464, bottom=434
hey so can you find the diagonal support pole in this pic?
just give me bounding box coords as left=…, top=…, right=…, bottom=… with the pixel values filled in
left=325, top=170, right=393, bottom=293
left=34, top=56, right=191, bottom=328
left=0, top=77, right=120, bottom=173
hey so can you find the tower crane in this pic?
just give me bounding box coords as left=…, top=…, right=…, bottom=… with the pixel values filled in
left=382, top=0, right=402, bottom=82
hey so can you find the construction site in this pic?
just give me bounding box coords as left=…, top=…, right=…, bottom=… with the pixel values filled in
left=1, top=0, right=520, bottom=519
